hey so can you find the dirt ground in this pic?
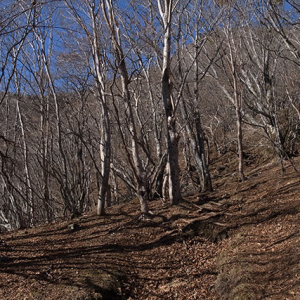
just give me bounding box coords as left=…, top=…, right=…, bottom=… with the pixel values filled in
left=0, top=155, right=299, bottom=299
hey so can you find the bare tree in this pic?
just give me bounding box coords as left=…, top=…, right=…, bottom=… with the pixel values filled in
left=0, top=0, right=38, bottom=104
left=100, top=0, right=150, bottom=215
left=63, top=0, right=112, bottom=216
left=174, top=0, right=219, bottom=191
left=156, top=0, right=182, bottom=204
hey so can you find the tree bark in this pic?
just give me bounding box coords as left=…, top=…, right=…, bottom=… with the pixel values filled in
left=158, top=0, right=182, bottom=205
left=227, top=31, right=246, bottom=181
left=97, top=103, right=111, bottom=216
left=102, top=0, right=149, bottom=214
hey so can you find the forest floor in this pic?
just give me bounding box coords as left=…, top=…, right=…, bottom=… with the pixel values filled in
left=0, top=154, right=300, bottom=299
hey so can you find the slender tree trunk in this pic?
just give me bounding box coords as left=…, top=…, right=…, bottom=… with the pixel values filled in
left=194, top=110, right=213, bottom=191
left=32, top=29, right=75, bottom=213
left=13, top=60, right=34, bottom=225
left=89, top=8, right=111, bottom=216
left=158, top=0, right=182, bottom=205
left=40, top=96, right=52, bottom=222
left=16, top=99, right=34, bottom=226
left=102, top=0, right=149, bottom=215
left=124, top=86, right=149, bottom=214
left=97, top=103, right=111, bottom=215
left=228, top=34, right=246, bottom=181
left=192, top=40, right=212, bottom=191
left=162, top=161, right=170, bottom=201
left=144, top=69, right=162, bottom=160
left=154, top=154, right=168, bottom=198
left=167, top=126, right=181, bottom=204
left=235, top=99, right=245, bottom=180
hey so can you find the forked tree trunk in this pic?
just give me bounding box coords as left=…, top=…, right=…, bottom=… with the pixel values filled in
left=63, top=0, right=113, bottom=216
left=191, top=39, right=212, bottom=191
left=102, top=0, right=149, bottom=215
left=158, top=0, right=182, bottom=205
left=90, top=6, right=111, bottom=216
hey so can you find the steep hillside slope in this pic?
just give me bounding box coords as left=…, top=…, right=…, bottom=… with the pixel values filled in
left=0, top=156, right=299, bottom=299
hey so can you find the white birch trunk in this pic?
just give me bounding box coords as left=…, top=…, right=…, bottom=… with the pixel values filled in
left=16, top=99, right=34, bottom=226
left=102, top=0, right=149, bottom=214
left=158, top=0, right=182, bottom=204
left=227, top=31, right=246, bottom=181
